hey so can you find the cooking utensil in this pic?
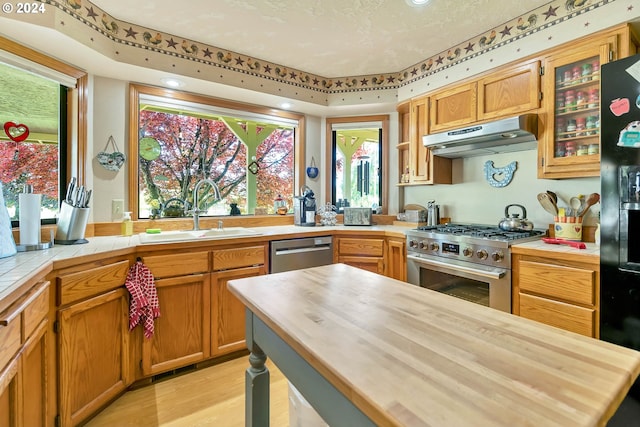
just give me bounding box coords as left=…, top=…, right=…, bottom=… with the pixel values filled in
left=499, top=204, right=534, bottom=232
left=542, top=237, right=586, bottom=249
left=537, top=193, right=558, bottom=216
left=578, top=193, right=600, bottom=218
left=546, top=190, right=558, bottom=204
left=66, top=177, right=76, bottom=205
left=569, top=196, right=582, bottom=217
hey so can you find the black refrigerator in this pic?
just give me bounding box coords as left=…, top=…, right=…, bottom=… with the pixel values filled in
left=601, top=52, right=640, bottom=424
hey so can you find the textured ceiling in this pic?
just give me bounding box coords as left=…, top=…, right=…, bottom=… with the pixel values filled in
left=91, top=0, right=552, bottom=78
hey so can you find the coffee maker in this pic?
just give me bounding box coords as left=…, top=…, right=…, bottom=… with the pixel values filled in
left=294, top=185, right=316, bottom=226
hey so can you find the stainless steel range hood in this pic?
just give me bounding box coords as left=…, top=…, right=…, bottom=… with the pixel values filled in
left=422, top=114, right=538, bottom=158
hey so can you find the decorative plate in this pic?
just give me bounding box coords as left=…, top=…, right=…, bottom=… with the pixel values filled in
left=139, top=137, right=161, bottom=160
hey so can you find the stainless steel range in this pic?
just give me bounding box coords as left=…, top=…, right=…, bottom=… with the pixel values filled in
left=406, top=223, right=546, bottom=312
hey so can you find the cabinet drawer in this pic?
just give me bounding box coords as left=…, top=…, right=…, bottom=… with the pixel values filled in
left=519, top=293, right=595, bottom=337
left=338, top=238, right=384, bottom=257
left=21, top=281, right=49, bottom=341
left=519, top=260, right=595, bottom=306
left=142, top=251, right=209, bottom=278
left=212, top=246, right=265, bottom=271
left=0, top=310, right=20, bottom=371
left=58, top=260, right=130, bottom=306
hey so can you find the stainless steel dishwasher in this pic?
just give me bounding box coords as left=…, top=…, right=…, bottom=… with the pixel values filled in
left=269, top=236, right=333, bottom=273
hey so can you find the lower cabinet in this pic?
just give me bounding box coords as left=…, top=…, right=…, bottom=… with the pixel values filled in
left=142, top=273, right=211, bottom=375
left=512, top=252, right=599, bottom=338
left=58, top=288, right=131, bottom=426
left=0, top=280, right=49, bottom=427
left=211, top=245, right=267, bottom=357
left=386, top=238, right=406, bottom=281
left=335, top=236, right=385, bottom=274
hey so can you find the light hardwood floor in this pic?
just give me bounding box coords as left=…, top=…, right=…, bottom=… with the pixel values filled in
left=85, top=357, right=290, bottom=427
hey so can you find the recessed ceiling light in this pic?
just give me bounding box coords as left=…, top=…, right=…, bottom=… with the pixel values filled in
left=161, top=78, right=184, bottom=88
left=279, top=102, right=292, bottom=109
left=405, top=0, right=429, bottom=6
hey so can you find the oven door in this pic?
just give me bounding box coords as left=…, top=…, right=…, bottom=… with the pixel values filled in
left=407, top=253, right=511, bottom=313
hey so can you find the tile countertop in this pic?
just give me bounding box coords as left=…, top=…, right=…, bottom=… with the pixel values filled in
left=0, top=224, right=600, bottom=309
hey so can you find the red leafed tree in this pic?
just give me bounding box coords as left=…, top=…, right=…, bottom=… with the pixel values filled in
left=256, top=128, right=294, bottom=210
left=0, top=140, right=59, bottom=212
left=139, top=111, right=293, bottom=216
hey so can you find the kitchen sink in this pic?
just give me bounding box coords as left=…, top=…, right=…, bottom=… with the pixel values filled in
left=138, top=227, right=262, bottom=244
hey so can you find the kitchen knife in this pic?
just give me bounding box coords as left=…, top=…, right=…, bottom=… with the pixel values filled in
left=542, top=237, right=586, bottom=249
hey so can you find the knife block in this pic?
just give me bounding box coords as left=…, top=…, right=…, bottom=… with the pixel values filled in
left=55, top=201, right=90, bottom=244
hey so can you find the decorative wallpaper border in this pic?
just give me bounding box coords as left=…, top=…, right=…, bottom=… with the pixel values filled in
left=24, top=0, right=630, bottom=101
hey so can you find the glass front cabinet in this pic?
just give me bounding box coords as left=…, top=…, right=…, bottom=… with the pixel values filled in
left=539, top=35, right=616, bottom=179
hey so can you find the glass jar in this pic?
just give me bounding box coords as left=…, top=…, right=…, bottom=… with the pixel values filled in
left=588, top=143, right=599, bottom=155
left=592, top=60, right=600, bottom=78
left=556, top=117, right=566, bottom=137
left=566, top=119, right=577, bottom=138
left=577, top=145, right=589, bottom=156
left=588, top=88, right=599, bottom=108
left=576, top=117, right=586, bottom=136
left=565, top=90, right=576, bottom=111
left=555, top=141, right=566, bottom=157
left=563, top=69, right=572, bottom=85
left=581, top=63, right=593, bottom=82
left=572, top=65, right=582, bottom=83
left=565, top=141, right=577, bottom=156
left=556, top=92, right=565, bottom=112
left=586, top=116, right=597, bottom=134
left=576, top=91, right=586, bottom=109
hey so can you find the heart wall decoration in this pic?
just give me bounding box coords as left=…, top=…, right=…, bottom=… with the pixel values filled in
left=4, top=121, right=30, bottom=142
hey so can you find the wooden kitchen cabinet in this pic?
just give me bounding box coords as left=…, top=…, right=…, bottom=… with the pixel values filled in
left=429, top=81, right=477, bottom=132
left=396, top=98, right=451, bottom=188
left=56, top=261, right=131, bottom=427
left=386, top=237, right=406, bottom=281
left=0, top=280, right=49, bottom=427
left=538, top=25, right=639, bottom=179
left=140, top=251, right=210, bottom=376
left=477, top=59, right=540, bottom=121
left=512, top=251, right=599, bottom=338
left=211, top=245, right=267, bottom=357
left=335, top=237, right=385, bottom=275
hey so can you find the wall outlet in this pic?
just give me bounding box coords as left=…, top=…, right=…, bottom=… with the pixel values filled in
left=112, top=199, right=124, bottom=221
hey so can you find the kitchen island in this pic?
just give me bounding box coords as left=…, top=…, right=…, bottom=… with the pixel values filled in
left=228, top=263, right=640, bottom=427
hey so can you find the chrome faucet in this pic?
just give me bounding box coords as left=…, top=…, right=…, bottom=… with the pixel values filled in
left=191, top=178, right=221, bottom=230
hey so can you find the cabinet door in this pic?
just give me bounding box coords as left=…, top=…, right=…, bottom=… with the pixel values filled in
left=58, top=288, right=130, bottom=427
left=21, top=319, right=48, bottom=427
left=519, top=293, right=595, bottom=337
left=538, top=35, right=616, bottom=179
left=211, top=266, right=265, bottom=356
left=430, top=82, right=477, bottom=132
left=385, top=238, right=406, bottom=281
left=339, top=256, right=385, bottom=275
left=0, top=353, right=20, bottom=427
left=477, top=59, right=540, bottom=121
left=142, top=274, right=210, bottom=376
left=409, top=96, right=431, bottom=183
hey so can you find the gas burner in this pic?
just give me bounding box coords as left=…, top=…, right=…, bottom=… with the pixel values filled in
left=413, top=223, right=545, bottom=242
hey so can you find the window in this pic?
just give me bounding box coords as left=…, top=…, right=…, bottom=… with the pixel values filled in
left=326, top=116, right=389, bottom=213
left=129, top=84, right=304, bottom=219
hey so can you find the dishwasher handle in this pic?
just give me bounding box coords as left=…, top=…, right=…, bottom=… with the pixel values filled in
left=274, top=245, right=332, bottom=256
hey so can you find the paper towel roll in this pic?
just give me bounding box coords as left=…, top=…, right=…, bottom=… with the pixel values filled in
left=19, top=193, right=41, bottom=245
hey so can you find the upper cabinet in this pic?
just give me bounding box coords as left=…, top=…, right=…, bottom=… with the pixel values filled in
left=396, top=98, right=452, bottom=187
left=429, top=81, right=477, bottom=132
left=477, top=59, right=541, bottom=121
left=538, top=26, right=638, bottom=179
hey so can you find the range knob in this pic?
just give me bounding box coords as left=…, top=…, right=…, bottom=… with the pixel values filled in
left=418, top=241, right=426, bottom=249
left=409, top=240, right=419, bottom=248
left=429, top=242, right=439, bottom=252
left=476, top=249, right=488, bottom=260
left=491, top=251, right=504, bottom=262
left=462, top=247, right=473, bottom=257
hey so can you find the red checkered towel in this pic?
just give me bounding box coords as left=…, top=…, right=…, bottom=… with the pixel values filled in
left=125, top=261, right=160, bottom=339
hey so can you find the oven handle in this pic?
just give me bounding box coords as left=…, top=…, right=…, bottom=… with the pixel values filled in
left=407, top=254, right=506, bottom=280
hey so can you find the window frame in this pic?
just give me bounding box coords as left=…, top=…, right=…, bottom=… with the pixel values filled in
left=0, top=35, right=88, bottom=224
left=325, top=115, right=389, bottom=214
left=128, top=83, right=306, bottom=220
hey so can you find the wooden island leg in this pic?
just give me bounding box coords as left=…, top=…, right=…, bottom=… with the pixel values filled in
left=245, top=311, right=270, bottom=427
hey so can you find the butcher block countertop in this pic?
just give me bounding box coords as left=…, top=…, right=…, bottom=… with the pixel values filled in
left=229, top=263, right=638, bottom=427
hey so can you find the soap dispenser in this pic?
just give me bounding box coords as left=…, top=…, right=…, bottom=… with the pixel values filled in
left=121, top=211, right=133, bottom=236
